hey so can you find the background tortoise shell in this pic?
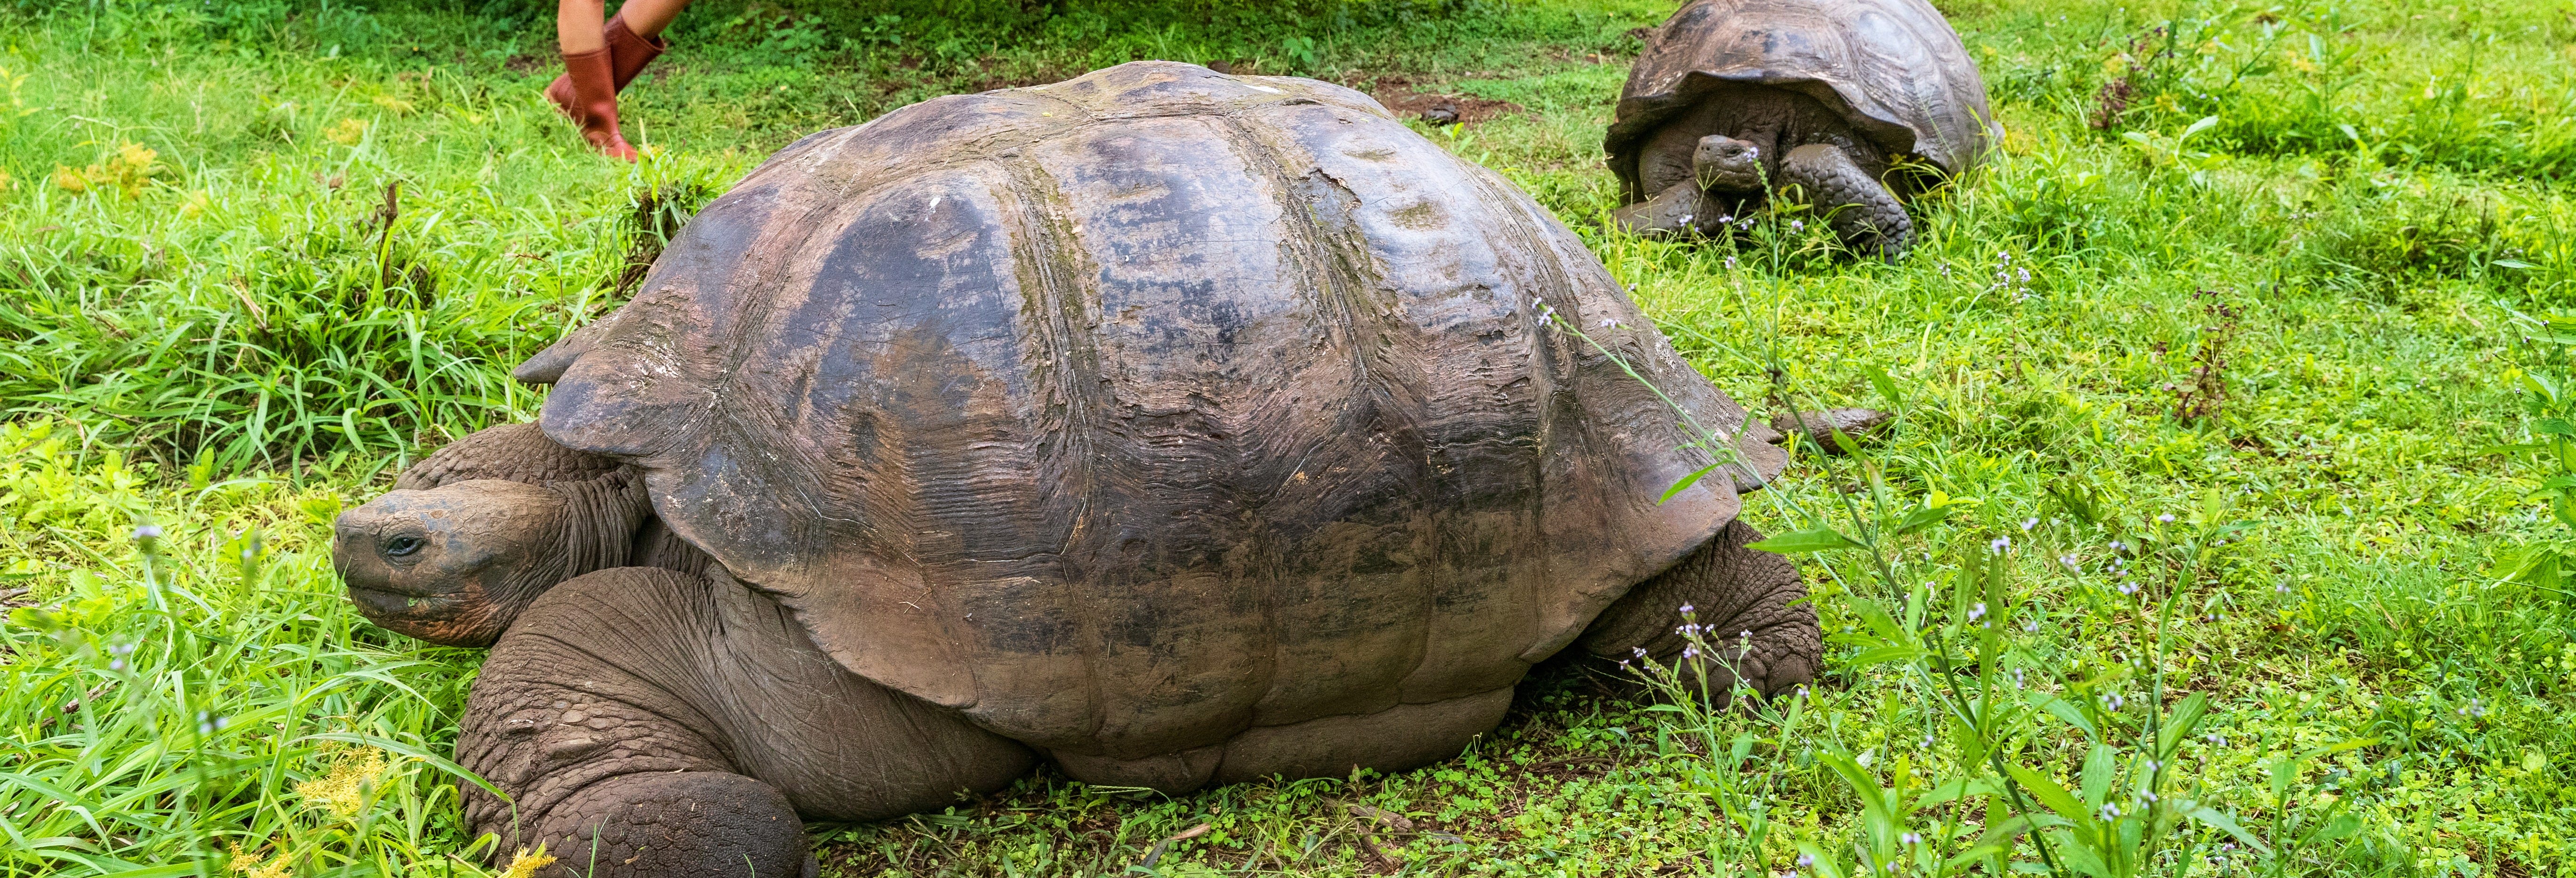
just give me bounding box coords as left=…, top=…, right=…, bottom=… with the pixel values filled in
left=1605, top=0, right=2001, bottom=201
left=523, top=61, right=1785, bottom=759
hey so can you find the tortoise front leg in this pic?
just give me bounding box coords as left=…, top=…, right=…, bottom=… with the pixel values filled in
left=462, top=567, right=1034, bottom=877
left=1612, top=181, right=1713, bottom=238
left=461, top=569, right=812, bottom=878
left=1575, top=520, right=1820, bottom=701
left=1779, top=143, right=1914, bottom=260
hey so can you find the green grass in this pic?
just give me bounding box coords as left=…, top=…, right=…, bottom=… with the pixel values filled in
left=4, top=0, right=2575, bottom=874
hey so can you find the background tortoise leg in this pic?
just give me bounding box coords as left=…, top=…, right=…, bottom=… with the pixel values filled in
left=1612, top=181, right=1712, bottom=237
left=1574, top=520, right=1820, bottom=700
left=1779, top=143, right=1914, bottom=260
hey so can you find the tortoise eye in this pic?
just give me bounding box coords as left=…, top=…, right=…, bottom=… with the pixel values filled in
left=384, top=535, right=425, bottom=558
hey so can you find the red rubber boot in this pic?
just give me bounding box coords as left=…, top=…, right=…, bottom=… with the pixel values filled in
left=544, top=14, right=668, bottom=113
left=558, top=47, right=637, bottom=160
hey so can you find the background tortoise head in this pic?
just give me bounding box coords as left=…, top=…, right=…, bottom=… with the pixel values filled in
left=1692, top=135, right=1763, bottom=192
left=332, top=423, right=649, bottom=646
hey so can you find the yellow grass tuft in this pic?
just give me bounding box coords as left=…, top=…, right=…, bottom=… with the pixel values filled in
left=325, top=118, right=369, bottom=145
left=48, top=142, right=162, bottom=197
left=292, top=745, right=389, bottom=818
left=499, top=846, right=558, bottom=878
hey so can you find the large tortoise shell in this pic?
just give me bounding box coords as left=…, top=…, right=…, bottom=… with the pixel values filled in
left=1605, top=0, right=2000, bottom=199
left=522, top=61, right=1784, bottom=758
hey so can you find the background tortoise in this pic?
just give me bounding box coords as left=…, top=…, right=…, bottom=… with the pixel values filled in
left=333, top=61, right=1819, bottom=877
left=1605, top=0, right=1999, bottom=258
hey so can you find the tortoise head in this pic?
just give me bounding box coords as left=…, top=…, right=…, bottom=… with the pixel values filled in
left=332, top=424, right=651, bottom=646
left=333, top=480, right=577, bottom=646
left=1693, top=135, right=1763, bottom=193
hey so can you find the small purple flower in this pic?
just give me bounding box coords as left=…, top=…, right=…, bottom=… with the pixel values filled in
left=1633, top=646, right=1649, bottom=658
left=2100, top=803, right=2122, bottom=819
left=1678, top=603, right=1695, bottom=615
left=2157, top=513, right=2175, bottom=523
left=1724, top=256, right=1739, bottom=270
left=2021, top=616, right=2039, bottom=632
left=1990, top=536, right=2011, bottom=553
left=1967, top=602, right=1987, bottom=622
left=1681, top=646, right=1701, bottom=659
left=2059, top=553, right=2080, bottom=569
left=2018, top=267, right=2031, bottom=283
left=1797, top=854, right=1816, bottom=869
left=2021, top=517, right=2038, bottom=531
left=131, top=524, right=163, bottom=540
left=1790, top=220, right=1805, bottom=232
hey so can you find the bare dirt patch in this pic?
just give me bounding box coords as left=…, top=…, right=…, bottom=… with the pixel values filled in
left=1355, top=75, right=1521, bottom=126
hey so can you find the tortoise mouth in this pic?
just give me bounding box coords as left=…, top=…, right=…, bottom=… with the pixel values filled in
left=346, top=582, right=459, bottom=619
left=1698, top=166, right=1763, bottom=193
left=343, top=581, right=505, bottom=646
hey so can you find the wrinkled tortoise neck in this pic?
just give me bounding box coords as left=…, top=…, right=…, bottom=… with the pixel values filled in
left=470, top=468, right=655, bottom=639
left=557, top=467, right=656, bottom=582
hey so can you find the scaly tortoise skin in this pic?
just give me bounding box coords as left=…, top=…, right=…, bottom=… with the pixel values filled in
left=1605, top=0, right=1999, bottom=258
left=332, top=61, right=1819, bottom=878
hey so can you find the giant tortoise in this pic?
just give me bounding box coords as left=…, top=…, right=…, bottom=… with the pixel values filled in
left=333, top=61, right=1819, bottom=877
left=1606, top=0, right=1999, bottom=258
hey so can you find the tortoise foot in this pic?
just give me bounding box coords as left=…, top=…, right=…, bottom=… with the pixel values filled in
left=533, top=772, right=813, bottom=878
